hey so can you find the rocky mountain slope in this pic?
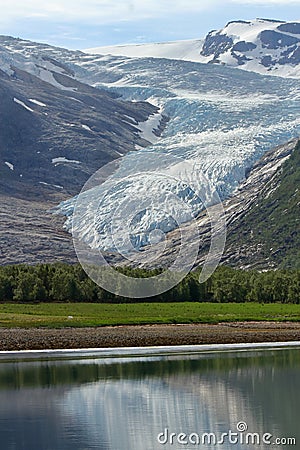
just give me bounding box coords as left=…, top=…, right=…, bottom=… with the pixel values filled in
left=0, top=39, right=162, bottom=200
left=88, top=19, right=300, bottom=78
left=224, top=139, right=300, bottom=269
left=0, top=36, right=166, bottom=265
left=0, top=194, right=76, bottom=265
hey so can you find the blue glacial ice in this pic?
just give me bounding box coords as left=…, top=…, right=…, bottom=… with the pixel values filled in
left=57, top=56, right=300, bottom=252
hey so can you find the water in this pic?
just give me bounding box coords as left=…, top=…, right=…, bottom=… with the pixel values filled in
left=0, top=345, right=299, bottom=450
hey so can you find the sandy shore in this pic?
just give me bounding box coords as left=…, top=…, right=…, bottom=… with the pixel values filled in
left=0, top=322, right=300, bottom=351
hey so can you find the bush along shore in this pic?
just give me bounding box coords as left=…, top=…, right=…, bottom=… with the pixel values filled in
left=0, top=263, right=299, bottom=304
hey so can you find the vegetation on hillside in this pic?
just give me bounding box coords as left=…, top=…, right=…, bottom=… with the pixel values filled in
left=227, top=140, right=300, bottom=269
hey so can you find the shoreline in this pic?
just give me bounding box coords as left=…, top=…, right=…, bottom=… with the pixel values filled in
left=1, top=321, right=300, bottom=351
left=1, top=341, right=300, bottom=360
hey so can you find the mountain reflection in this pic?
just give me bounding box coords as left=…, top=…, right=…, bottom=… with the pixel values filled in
left=0, top=349, right=299, bottom=450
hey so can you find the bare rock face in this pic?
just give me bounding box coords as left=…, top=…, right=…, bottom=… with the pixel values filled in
left=0, top=64, right=159, bottom=200
left=0, top=195, right=76, bottom=265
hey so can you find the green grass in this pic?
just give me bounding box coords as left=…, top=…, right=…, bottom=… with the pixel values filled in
left=0, top=302, right=299, bottom=328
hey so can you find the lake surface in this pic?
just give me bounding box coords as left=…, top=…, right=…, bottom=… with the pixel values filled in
left=0, top=345, right=299, bottom=450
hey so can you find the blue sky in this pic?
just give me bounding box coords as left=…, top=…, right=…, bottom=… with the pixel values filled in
left=0, top=0, right=300, bottom=49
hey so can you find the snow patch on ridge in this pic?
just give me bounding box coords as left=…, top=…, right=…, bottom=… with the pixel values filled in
left=39, top=181, right=64, bottom=189
left=52, top=157, right=81, bottom=165
left=81, top=124, right=93, bottom=132
left=29, top=99, right=47, bottom=107
left=38, top=68, right=76, bottom=91
left=13, top=97, right=34, bottom=112
left=5, top=162, right=14, bottom=170
left=136, top=111, right=163, bottom=144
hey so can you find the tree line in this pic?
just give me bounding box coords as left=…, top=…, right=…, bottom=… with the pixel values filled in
left=0, top=263, right=299, bottom=303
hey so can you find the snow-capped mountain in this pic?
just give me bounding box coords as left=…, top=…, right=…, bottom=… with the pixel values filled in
left=1, top=29, right=300, bottom=265
left=86, top=19, right=300, bottom=79
left=86, top=39, right=205, bottom=62
left=200, top=18, right=300, bottom=78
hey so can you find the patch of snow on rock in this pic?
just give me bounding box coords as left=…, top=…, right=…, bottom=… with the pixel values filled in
left=28, top=99, right=47, bottom=107
left=52, top=157, right=81, bottom=164
left=13, top=98, right=34, bottom=112
left=5, top=162, right=14, bottom=170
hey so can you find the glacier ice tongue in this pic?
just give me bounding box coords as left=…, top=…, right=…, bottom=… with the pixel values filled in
left=55, top=54, right=300, bottom=253
left=64, top=154, right=221, bottom=254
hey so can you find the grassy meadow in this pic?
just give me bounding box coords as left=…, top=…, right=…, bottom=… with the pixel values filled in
left=0, top=302, right=299, bottom=328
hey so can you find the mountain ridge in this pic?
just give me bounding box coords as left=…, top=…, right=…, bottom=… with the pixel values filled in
left=86, top=18, right=300, bottom=78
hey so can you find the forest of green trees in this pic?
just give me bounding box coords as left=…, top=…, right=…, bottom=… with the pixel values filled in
left=0, top=263, right=299, bottom=304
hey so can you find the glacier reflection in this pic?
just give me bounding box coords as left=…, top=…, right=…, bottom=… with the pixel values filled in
left=0, top=349, right=299, bottom=450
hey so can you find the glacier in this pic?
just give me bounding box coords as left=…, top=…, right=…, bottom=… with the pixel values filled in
left=1, top=35, right=298, bottom=255
left=54, top=53, right=300, bottom=254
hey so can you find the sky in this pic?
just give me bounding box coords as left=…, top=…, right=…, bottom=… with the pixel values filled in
left=0, top=0, right=299, bottom=50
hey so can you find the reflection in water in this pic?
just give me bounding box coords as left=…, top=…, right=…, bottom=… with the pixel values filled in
left=0, top=349, right=299, bottom=449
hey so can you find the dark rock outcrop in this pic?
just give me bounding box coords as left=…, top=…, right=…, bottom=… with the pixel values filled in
left=200, top=19, right=300, bottom=76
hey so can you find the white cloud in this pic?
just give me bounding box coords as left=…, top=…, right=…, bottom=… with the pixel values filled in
left=231, top=0, right=300, bottom=3
left=0, top=0, right=220, bottom=25
left=0, top=0, right=299, bottom=27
